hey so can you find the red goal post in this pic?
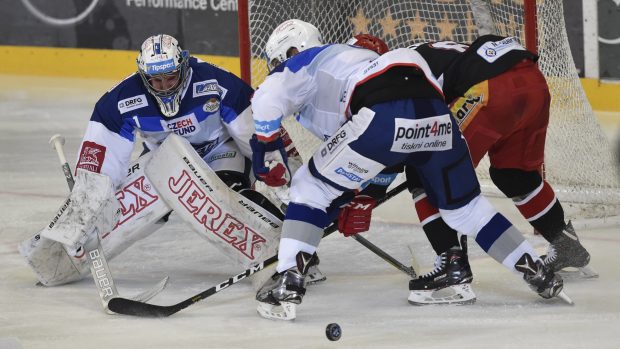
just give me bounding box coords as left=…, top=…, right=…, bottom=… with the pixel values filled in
left=238, top=0, right=620, bottom=221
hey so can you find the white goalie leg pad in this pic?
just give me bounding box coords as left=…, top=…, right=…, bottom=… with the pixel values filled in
left=19, top=154, right=172, bottom=286
left=18, top=235, right=82, bottom=286
left=256, top=302, right=297, bottom=321
left=101, top=152, right=172, bottom=261
left=145, top=134, right=282, bottom=268
left=250, top=236, right=279, bottom=291
left=408, top=284, right=477, bottom=306
left=40, top=169, right=120, bottom=252
left=254, top=181, right=290, bottom=212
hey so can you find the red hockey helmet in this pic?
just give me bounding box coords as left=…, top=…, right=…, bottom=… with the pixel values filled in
left=346, top=34, right=389, bottom=55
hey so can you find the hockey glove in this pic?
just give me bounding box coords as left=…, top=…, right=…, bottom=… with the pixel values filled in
left=338, top=195, right=377, bottom=236
left=278, top=125, right=303, bottom=177
left=250, top=134, right=291, bottom=187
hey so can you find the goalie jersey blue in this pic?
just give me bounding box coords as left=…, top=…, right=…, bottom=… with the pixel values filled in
left=76, top=57, right=255, bottom=186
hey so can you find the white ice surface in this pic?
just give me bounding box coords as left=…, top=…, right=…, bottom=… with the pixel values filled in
left=1, top=75, right=619, bottom=349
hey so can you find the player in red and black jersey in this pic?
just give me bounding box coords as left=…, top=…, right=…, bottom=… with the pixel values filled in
left=344, top=34, right=595, bottom=305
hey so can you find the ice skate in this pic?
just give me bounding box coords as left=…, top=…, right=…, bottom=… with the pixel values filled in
left=542, top=221, right=598, bottom=279
left=256, top=251, right=317, bottom=320
left=515, top=253, right=573, bottom=304
left=305, top=254, right=326, bottom=285
left=408, top=238, right=476, bottom=305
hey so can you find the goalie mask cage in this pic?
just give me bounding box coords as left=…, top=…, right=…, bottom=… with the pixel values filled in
left=238, top=0, right=620, bottom=221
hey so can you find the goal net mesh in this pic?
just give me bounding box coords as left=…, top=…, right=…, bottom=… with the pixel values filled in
left=242, top=0, right=620, bottom=219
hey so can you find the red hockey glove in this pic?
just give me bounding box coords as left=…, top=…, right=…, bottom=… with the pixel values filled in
left=338, top=195, right=377, bottom=237
left=250, top=135, right=291, bottom=187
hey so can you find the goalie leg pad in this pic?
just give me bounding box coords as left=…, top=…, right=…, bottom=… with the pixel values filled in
left=21, top=154, right=172, bottom=286
left=104, top=152, right=173, bottom=260
left=239, top=189, right=284, bottom=220
left=204, top=139, right=252, bottom=192
left=40, top=169, right=120, bottom=252
left=145, top=134, right=283, bottom=268
left=18, top=234, right=82, bottom=286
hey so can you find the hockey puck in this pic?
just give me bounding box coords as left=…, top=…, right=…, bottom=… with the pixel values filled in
left=325, top=323, right=342, bottom=341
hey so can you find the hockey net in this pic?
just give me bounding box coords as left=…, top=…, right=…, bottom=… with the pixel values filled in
left=238, top=0, right=620, bottom=221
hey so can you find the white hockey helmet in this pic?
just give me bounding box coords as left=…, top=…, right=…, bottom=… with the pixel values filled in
left=137, top=34, right=190, bottom=117
left=265, top=19, right=323, bottom=70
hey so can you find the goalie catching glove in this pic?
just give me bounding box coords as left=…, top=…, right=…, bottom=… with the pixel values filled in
left=338, top=195, right=377, bottom=236
left=250, top=134, right=291, bottom=187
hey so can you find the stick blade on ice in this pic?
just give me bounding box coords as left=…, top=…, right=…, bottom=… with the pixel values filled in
left=107, top=297, right=177, bottom=318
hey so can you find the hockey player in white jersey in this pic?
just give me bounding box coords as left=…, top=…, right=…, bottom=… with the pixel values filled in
left=249, top=20, right=569, bottom=321
left=19, top=34, right=324, bottom=289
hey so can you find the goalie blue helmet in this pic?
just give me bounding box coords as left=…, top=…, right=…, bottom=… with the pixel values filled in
left=137, top=34, right=190, bottom=117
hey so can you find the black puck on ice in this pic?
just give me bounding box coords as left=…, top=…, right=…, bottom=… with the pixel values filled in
left=325, top=323, right=342, bottom=341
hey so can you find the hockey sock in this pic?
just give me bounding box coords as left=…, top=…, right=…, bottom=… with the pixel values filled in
left=414, top=193, right=459, bottom=254
left=474, top=213, right=539, bottom=273
left=276, top=202, right=329, bottom=272
left=513, top=181, right=566, bottom=242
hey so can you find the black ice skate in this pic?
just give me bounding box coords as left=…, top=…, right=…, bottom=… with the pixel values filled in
left=408, top=237, right=476, bottom=305
left=256, top=251, right=318, bottom=320
left=515, top=253, right=573, bottom=304
left=306, top=254, right=327, bottom=285
left=542, top=221, right=598, bottom=278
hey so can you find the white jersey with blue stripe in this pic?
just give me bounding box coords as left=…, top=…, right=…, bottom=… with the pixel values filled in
left=77, top=57, right=254, bottom=187
left=252, top=44, right=442, bottom=142
left=252, top=44, right=378, bottom=141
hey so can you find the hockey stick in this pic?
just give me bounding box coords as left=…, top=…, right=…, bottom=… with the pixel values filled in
left=262, top=185, right=416, bottom=277
left=107, top=181, right=410, bottom=317
left=351, top=234, right=416, bottom=277
left=48, top=134, right=169, bottom=310
left=49, top=134, right=75, bottom=190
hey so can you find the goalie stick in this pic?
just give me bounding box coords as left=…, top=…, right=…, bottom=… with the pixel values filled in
left=107, top=181, right=411, bottom=317
left=50, top=134, right=75, bottom=189
left=48, top=134, right=169, bottom=311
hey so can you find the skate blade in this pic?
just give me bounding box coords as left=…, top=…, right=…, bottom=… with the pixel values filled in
left=558, top=265, right=599, bottom=279
left=306, top=266, right=327, bottom=286
left=305, top=274, right=327, bottom=286
left=256, top=301, right=297, bottom=320
left=556, top=290, right=574, bottom=305
left=408, top=284, right=476, bottom=305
